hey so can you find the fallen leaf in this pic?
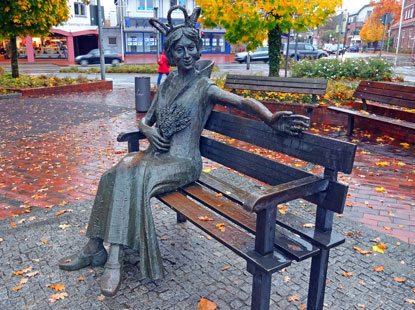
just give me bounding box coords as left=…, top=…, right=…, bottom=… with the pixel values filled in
left=41, top=239, right=48, bottom=243
left=59, top=224, right=72, bottom=229
left=303, top=223, right=315, bottom=228
left=337, top=286, right=344, bottom=289
left=376, top=161, right=390, bottom=167
left=288, top=294, right=300, bottom=302
left=375, top=187, right=385, bottom=192
left=56, top=209, right=72, bottom=216
left=11, top=285, right=22, bottom=291
left=13, top=267, right=33, bottom=276
left=353, top=246, right=371, bottom=255
left=374, top=265, right=384, bottom=272
left=77, top=277, right=86, bottom=281
left=26, top=271, right=39, bottom=277
left=394, top=277, right=405, bottom=283
left=300, top=305, right=307, bottom=310
left=10, top=221, right=16, bottom=228
left=405, top=299, right=415, bottom=305
left=383, top=226, right=391, bottom=230
left=287, top=244, right=302, bottom=251
left=46, top=283, right=66, bottom=291
left=359, top=281, right=366, bottom=286
left=215, top=193, right=223, bottom=197
left=0, top=238, right=3, bottom=243
left=372, top=243, right=387, bottom=253
left=97, top=294, right=105, bottom=301
left=341, top=271, right=353, bottom=277
left=49, top=292, right=68, bottom=303
left=283, top=276, right=291, bottom=283
left=20, top=278, right=28, bottom=285
left=357, top=304, right=366, bottom=309
left=221, top=265, right=230, bottom=271
left=198, top=298, right=217, bottom=310
left=198, top=216, right=214, bottom=221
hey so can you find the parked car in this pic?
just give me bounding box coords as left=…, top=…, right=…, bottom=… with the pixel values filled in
left=323, top=43, right=346, bottom=55
left=347, top=45, right=359, bottom=52
left=75, top=49, right=122, bottom=66
left=281, top=42, right=328, bottom=60
left=234, top=46, right=269, bottom=63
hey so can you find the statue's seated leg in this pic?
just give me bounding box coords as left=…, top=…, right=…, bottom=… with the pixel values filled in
left=58, top=238, right=107, bottom=271
left=100, top=243, right=124, bottom=297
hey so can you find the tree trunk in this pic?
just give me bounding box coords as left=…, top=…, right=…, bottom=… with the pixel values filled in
left=268, top=25, right=282, bottom=77
left=10, top=37, right=19, bottom=78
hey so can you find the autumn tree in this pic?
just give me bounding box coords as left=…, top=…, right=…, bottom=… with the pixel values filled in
left=196, top=0, right=340, bottom=76
left=360, top=0, right=401, bottom=44
left=0, top=0, right=70, bottom=77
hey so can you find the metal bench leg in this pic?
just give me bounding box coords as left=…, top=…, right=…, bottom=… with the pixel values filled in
left=176, top=212, right=187, bottom=223
left=347, top=115, right=354, bottom=136
left=248, top=264, right=272, bottom=310
left=307, top=248, right=330, bottom=310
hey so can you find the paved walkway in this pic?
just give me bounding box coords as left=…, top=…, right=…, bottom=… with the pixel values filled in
left=0, top=89, right=414, bottom=308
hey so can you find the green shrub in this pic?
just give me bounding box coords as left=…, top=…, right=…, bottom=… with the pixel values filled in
left=291, top=57, right=394, bottom=81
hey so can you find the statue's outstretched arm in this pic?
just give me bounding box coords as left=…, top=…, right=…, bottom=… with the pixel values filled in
left=138, top=91, right=170, bottom=152
left=207, top=85, right=309, bottom=136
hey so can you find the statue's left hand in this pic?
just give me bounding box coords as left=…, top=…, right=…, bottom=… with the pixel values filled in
left=269, top=111, right=310, bottom=136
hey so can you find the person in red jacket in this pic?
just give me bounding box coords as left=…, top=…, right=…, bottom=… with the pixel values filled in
left=157, top=50, right=170, bottom=86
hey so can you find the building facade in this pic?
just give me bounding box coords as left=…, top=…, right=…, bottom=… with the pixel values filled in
left=346, top=5, right=374, bottom=47
left=0, top=0, right=101, bottom=63
left=390, top=0, right=415, bottom=51
left=104, top=0, right=230, bottom=56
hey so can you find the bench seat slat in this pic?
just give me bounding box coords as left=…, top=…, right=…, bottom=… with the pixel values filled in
left=359, top=80, right=415, bottom=97
left=158, top=191, right=291, bottom=273
left=354, top=91, right=415, bottom=109
left=181, top=183, right=320, bottom=261
left=205, top=111, right=357, bottom=174
left=225, top=80, right=327, bottom=91
left=276, top=212, right=345, bottom=249
left=328, top=106, right=415, bottom=130
left=200, top=139, right=349, bottom=213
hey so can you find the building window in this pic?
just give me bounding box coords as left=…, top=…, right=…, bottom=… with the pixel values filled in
left=74, top=2, right=86, bottom=16
left=401, top=30, right=405, bottom=48
left=137, top=0, right=153, bottom=10
left=170, top=0, right=186, bottom=7
left=108, top=37, right=117, bottom=45
left=408, top=29, right=413, bottom=48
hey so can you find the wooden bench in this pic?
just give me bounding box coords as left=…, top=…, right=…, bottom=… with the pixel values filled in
left=224, top=74, right=328, bottom=119
left=328, top=80, right=415, bottom=136
left=118, top=111, right=356, bottom=310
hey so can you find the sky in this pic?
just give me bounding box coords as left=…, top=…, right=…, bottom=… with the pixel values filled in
left=342, top=0, right=371, bottom=13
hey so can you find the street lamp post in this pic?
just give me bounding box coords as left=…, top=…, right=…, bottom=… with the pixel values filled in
left=395, top=0, right=406, bottom=66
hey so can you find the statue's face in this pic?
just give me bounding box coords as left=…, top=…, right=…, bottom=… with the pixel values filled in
left=171, top=35, right=199, bottom=71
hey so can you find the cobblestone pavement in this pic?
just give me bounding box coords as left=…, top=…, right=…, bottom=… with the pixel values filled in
left=0, top=89, right=415, bottom=308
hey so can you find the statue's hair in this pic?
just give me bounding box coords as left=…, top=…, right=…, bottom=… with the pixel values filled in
left=164, top=27, right=203, bottom=66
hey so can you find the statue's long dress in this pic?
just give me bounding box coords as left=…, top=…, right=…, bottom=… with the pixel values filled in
left=86, top=61, right=215, bottom=280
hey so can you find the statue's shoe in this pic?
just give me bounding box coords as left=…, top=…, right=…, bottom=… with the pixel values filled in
left=58, top=248, right=108, bottom=271
left=100, top=262, right=123, bottom=297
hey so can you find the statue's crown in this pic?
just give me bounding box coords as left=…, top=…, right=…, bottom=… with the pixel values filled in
left=149, top=5, right=201, bottom=36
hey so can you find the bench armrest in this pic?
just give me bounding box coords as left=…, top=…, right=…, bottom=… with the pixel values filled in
left=245, top=176, right=329, bottom=213
left=117, top=131, right=146, bottom=153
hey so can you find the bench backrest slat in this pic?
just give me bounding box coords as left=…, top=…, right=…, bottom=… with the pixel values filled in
left=204, top=111, right=356, bottom=174
left=224, top=74, right=328, bottom=95
left=354, top=81, right=415, bottom=109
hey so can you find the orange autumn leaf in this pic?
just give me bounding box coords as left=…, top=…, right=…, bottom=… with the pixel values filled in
left=77, top=277, right=86, bottom=281
left=46, top=283, right=66, bottom=291
left=353, top=246, right=371, bottom=255
left=383, top=226, right=391, bottom=230
left=393, top=277, right=405, bottom=283
left=405, top=299, right=415, bottom=305
left=198, top=298, right=217, bottom=310
left=56, top=209, right=72, bottom=216
left=374, top=265, right=384, bottom=272
left=11, top=286, right=22, bottom=291
left=221, top=265, right=230, bottom=271
left=13, top=267, right=33, bottom=276
left=341, top=271, right=354, bottom=277
left=288, top=294, right=300, bottom=302
left=198, top=216, right=214, bottom=221
left=49, top=292, right=68, bottom=303
left=372, top=243, right=387, bottom=253
left=215, top=193, right=223, bottom=197
left=10, top=221, right=16, bottom=228
left=41, top=239, right=48, bottom=243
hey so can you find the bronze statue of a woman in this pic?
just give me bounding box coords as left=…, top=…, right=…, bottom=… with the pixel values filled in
left=58, top=5, right=308, bottom=296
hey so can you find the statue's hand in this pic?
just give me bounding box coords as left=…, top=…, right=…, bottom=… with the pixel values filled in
left=145, top=127, right=170, bottom=152
left=269, top=111, right=310, bottom=136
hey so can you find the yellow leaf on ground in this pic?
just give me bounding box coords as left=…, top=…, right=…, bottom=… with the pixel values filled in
left=288, top=294, right=300, bottom=302
left=46, top=283, right=66, bottom=291
left=372, top=243, right=387, bottom=253
left=394, top=277, right=405, bottom=283
left=303, top=223, right=315, bottom=228
left=374, top=265, right=384, bottom=272
left=202, top=169, right=212, bottom=173
left=11, top=286, right=22, bottom=291
left=198, top=298, right=217, bottom=310
left=49, top=292, right=68, bottom=303
left=376, top=161, right=390, bottom=167
left=375, top=187, right=385, bottom=192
